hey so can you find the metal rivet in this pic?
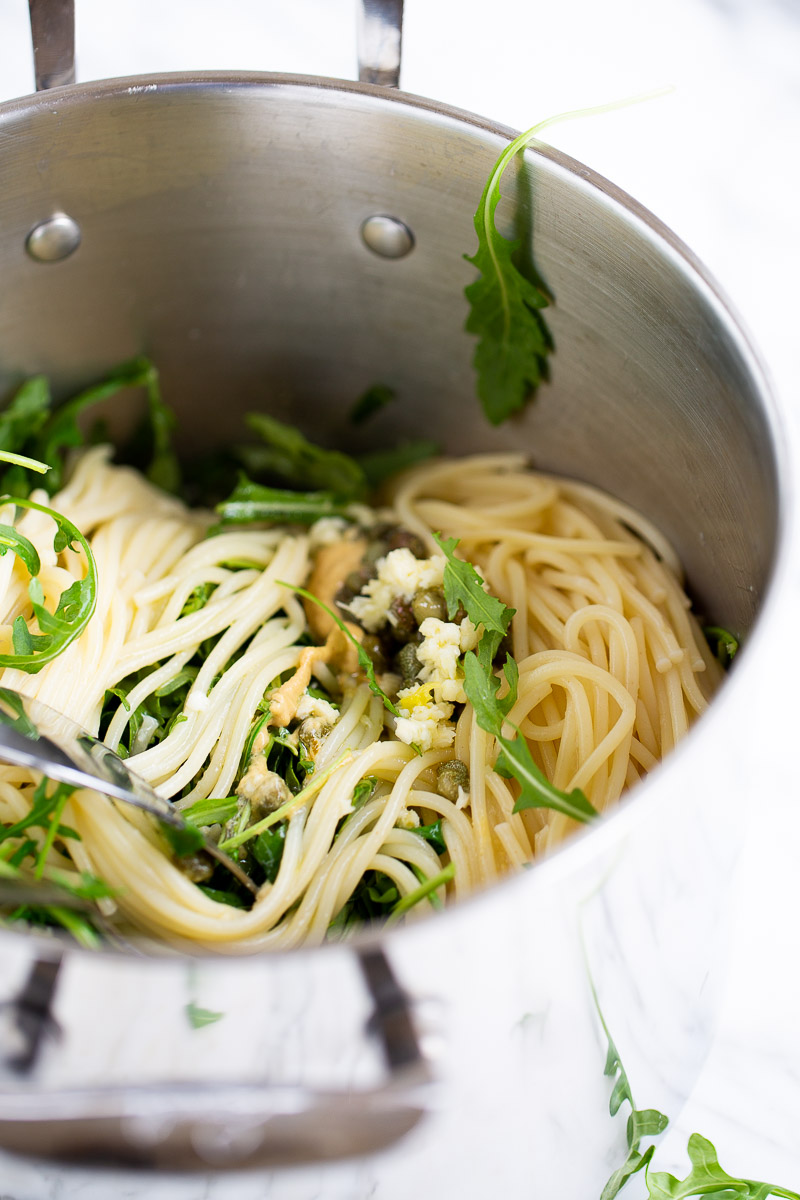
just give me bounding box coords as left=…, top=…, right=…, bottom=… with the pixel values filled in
left=360, top=214, right=414, bottom=259
left=25, top=213, right=82, bottom=263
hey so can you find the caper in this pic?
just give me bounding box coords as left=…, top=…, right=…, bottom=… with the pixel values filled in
left=178, top=852, right=215, bottom=883
left=386, top=527, right=427, bottom=559
left=361, top=633, right=388, bottom=672
left=395, top=641, right=421, bottom=687
left=388, top=595, right=416, bottom=642
left=412, top=587, right=447, bottom=625
left=436, top=759, right=470, bottom=802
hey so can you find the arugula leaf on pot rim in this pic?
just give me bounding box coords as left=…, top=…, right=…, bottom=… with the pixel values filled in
left=465, top=93, right=672, bottom=425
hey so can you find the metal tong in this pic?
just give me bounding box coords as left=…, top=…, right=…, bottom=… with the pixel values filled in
left=0, top=686, right=257, bottom=900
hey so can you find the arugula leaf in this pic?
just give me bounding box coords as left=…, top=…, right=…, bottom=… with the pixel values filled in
left=598, top=1033, right=668, bottom=1199
left=185, top=1001, right=224, bottom=1030
left=0, top=376, right=51, bottom=456
left=433, top=531, right=515, bottom=648
left=0, top=525, right=41, bottom=577
left=215, top=475, right=355, bottom=526
left=349, top=384, right=396, bottom=425
left=181, top=795, right=239, bottom=828
left=251, top=823, right=288, bottom=883
left=0, top=450, right=50, bottom=474
left=160, top=815, right=206, bottom=858
left=388, top=862, right=455, bottom=919
left=464, top=127, right=553, bottom=425
left=279, top=582, right=400, bottom=718
left=242, top=413, right=368, bottom=499
left=0, top=495, right=97, bottom=674
left=437, top=534, right=597, bottom=824
left=703, top=625, right=739, bottom=668
left=358, top=440, right=440, bottom=488
left=465, top=97, right=673, bottom=424
left=0, top=359, right=179, bottom=498
left=414, top=819, right=447, bottom=856
left=496, top=732, right=598, bottom=823
left=646, top=1134, right=800, bottom=1200
left=352, top=776, right=377, bottom=811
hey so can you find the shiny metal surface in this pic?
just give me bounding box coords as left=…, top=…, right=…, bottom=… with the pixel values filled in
left=25, top=212, right=82, bottom=263
left=0, top=947, right=431, bottom=1170
left=360, top=213, right=415, bottom=258
left=0, top=75, right=780, bottom=634
left=27, top=0, right=75, bottom=91
left=357, top=0, right=404, bottom=87
left=0, top=71, right=787, bottom=1191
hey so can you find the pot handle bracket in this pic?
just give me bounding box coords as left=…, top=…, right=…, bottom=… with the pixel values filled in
left=27, top=1, right=404, bottom=92
left=0, top=945, right=434, bottom=1171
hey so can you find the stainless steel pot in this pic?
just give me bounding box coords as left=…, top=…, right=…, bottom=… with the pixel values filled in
left=0, top=4, right=789, bottom=1198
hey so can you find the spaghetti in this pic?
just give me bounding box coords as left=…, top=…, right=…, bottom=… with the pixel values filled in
left=0, top=446, right=721, bottom=949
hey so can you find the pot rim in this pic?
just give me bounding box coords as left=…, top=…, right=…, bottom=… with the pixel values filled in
left=0, top=69, right=792, bottom=966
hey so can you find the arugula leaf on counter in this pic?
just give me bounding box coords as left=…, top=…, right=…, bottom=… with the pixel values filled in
left=434, top=533, right=598, bottom=824
left=185, top=1001, right=224, bottom=1030
left=349, top=383, right=396, bottom=425
left=645, top=1134, right=800, bottom=1200
left=215, top=476, right=355, bottom=526
left=0, top=494, right=97, bottom=674
left=598, top=1033, right=669, bottom=1199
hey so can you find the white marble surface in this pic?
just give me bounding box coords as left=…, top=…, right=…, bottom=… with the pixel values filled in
left=0, top=0, right=799, bottom=1194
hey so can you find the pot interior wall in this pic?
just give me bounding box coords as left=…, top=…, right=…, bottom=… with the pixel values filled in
left=0, top=75, right=781, bottom=636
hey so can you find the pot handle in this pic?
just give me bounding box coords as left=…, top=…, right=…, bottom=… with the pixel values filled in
left=0, top=946, right=433, bottom=1171
left=26, top=1, right=404, bottom=93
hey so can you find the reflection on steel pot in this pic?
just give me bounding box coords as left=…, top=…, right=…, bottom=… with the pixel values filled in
left=0, top=3, right=788, bottom=1198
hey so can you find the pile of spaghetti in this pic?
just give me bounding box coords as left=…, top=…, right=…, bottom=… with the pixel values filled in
left=0, top=377, right=723, bottom=949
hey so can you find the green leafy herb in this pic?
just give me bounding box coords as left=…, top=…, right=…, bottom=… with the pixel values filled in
left=0, top=358, right=179, bottom=497
left=352, top=776, right=378, bottom=811
left=464, top=125, right=553, bottom=425
left=215, top=476, right=355, bottom=526
left=198, top=885, right=247, bottom=908
left=645, top=1134, right=800, bottom=1200
left=598, top=1034, right=669, bottom=1199
left=389, top=862, right=455, bottom=919
left=185, top=1001, right=224, bottom=1030
left=496, top=732, right=598, bottom=823
left=251, top=823, right=288, bottom=883
left=181, top=795, right=239, bottom=828
left=704, top=625, right=739, bottom=668
left=160, top=815, right=206, bottom=858
left=414, top=819, right=446, bottom=856
left=435, top=532, right=597, bottom=823
left=279, top=582, right=400, bottom=718
left=242, top=412, right=368, bottom=499
left=218, top=752, right=351, bottom=855
left=0, top=449, right=50, bottom=474
left=0, top=494, right=97, bottom=674
left=349, top=384, right=396, bottom=425
left=357, top=440, right=439, bottom=488
left=465, top=95, right=671, bottom=424
left=433, top=531, right=515, bottom=661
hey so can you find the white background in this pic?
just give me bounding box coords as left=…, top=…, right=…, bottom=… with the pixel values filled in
left=1, top=0, right=799, bottom=1194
